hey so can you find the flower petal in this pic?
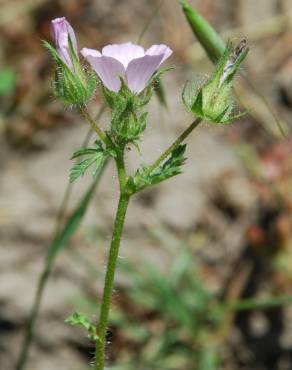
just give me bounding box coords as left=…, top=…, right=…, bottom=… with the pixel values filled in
left=102, top=42, right=145, bottom=68
left=81, top=48, right=125, bottom=92
left=146, top=44, right=173, bottom=65
left=66, top=20, right=78, bottom=56
left=51, top=17, right=78, bottom=69
left=126, top=54, right=164, bottom=93
left=81, top=47, right=101, bottom=58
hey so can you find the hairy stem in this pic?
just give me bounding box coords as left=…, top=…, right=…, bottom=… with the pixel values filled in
left=95, top=143, right=130, bottom=370
left=95, top=192, right=130, bottom=370
left=146, top=117, right=202, bottom=176
left=80, top=106, right=108, bottom=144
left=115, top=147, right=127, bottom=189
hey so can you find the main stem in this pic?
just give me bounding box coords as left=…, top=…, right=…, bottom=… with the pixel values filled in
left=95, top=150, right=129, bottom=370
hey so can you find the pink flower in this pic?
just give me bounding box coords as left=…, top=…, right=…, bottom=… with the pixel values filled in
left=51, top=17, right=78, bottom=70
left=81, top=42, right=172, bottom=93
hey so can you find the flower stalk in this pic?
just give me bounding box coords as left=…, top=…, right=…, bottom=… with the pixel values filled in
left=79, top=106, right=108, bottom=145
left=145, top=117, right=202, bottom=176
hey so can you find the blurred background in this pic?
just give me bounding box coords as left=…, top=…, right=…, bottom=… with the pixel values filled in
left=0, top=0, right=292, bottom=369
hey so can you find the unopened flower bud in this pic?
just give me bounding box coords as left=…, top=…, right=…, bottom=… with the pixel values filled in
left=44, top=17, right=96, bottom=106
left=51, top=17, right=78, bottom=71
left=183, top=40, right=248, bottom=124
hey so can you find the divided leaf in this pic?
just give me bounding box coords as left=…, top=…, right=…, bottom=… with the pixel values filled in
left=129, top=144, right=187, bottom=192
left=149, top=144, right=187, bottom=185
left=65, top=312, right=99, bottom=341
left=70, top=141, right=114, bottom=183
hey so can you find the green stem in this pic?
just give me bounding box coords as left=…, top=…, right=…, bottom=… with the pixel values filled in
left=95, top=192, right=130, bottom=370
left=115, top=147, right=127, bottom=189
left=80, top=106, right=108, bottom=145
left=145, top=117, right=202, bottom=176
left=95, top=143, right=129, bottom=370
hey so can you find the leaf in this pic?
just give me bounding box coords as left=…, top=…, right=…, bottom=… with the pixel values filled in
left=130, top=144, right=187, bottom=192
left=65, top=311, right=92, bottom=329
left=70, top=155, right=102, bottom=183
left=46, top=175, right=101, bottom=265
left=147, top=144, right=187, bottom=185
left=69, top=141, right=111, bottom=183
left=65, top=312, right=99, bottom=341
left=71, top=148, right=100, bottom=159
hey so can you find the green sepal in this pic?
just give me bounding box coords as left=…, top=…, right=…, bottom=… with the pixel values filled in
left=137, top=66, right=173, bottom=108
left=44, top=40, right=96, bottom=106
left=100, top=67, right=173, bottom=144
left=67, top=36, right=81, bottom=75
left=154, top=77, right=167, bottom=107
left=191, top=89, right=204, bottom=117
left=182, top=79, right=200, bottom=112
left=102, top=81, right=149, bottom=144
left=65, top=312, right=99, bottom=341
left=150, top=66, right=174, bottom=83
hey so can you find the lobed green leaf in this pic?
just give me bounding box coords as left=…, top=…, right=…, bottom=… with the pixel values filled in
left=69, top=141, right=112, bottom=183
left=65, top=312, right=99, bottom=341
left=129, top=144, right=187, bottom=193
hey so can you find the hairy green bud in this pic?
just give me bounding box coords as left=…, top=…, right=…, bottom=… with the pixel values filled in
left=44, top=40, right=96, bottom=106
left=183, top=40, right=248, bottom=124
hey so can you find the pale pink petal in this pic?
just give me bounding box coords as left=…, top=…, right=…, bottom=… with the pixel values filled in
left=146, top=44, right=173, bottom=65
left=81, top=48, right=125, bottom=92
left=126, top=54, right=164, bottom=93
left=81, top=48, right=102, bottom=58
left=102, top=42, right=145, bottom=68
left=51, top=17, right=78, bottom=69
left=66, top=21, right=78, bottom=56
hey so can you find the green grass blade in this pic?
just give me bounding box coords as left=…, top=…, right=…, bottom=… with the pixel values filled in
left=16, top=106, right=106, bottom=370
left=137, top=0, right=163, bottom=44
left=46, top=173, right=101, bottom=264
left=16, top=162, right=107, bottom=370
left=227, top=295, right=292, bottom=311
